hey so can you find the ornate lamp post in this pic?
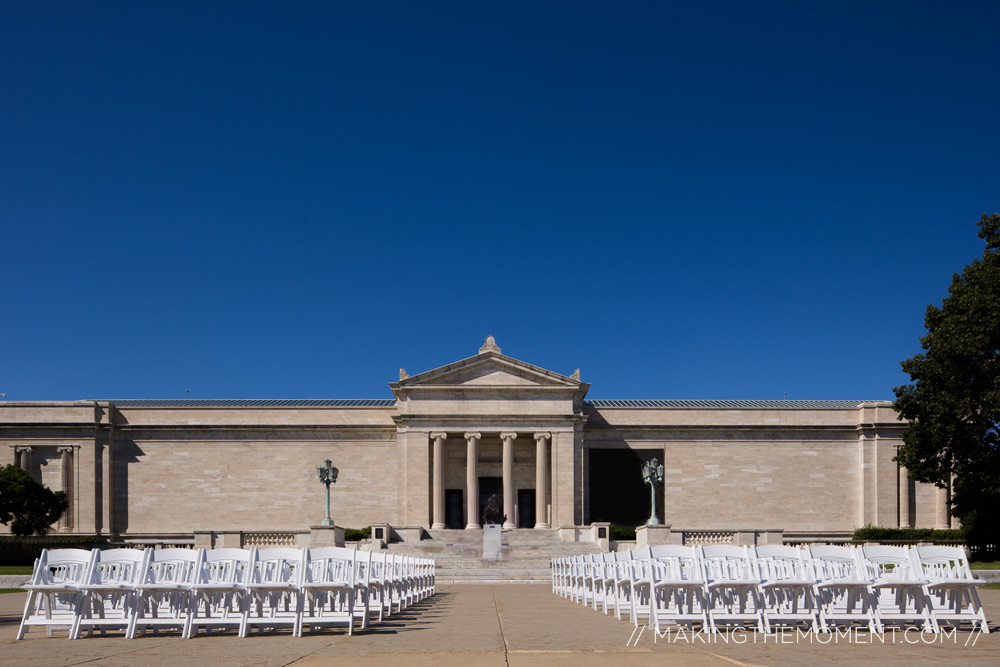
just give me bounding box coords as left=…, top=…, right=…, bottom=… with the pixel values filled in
left=316, top=459, right=339, bottom=527
left=642, top=457, right=664, bottom=525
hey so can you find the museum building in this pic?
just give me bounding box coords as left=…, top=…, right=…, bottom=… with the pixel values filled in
left=0, top=337, right=952, bottom=543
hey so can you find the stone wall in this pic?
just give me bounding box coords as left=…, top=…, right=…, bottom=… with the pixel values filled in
left=113, top=434, right=398, bottom=533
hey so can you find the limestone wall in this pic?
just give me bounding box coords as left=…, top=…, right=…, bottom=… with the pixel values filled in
left=113, top=434, right=398, bottom=533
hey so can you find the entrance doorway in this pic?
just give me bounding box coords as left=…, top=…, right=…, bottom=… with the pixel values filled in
left=445, top=489, right=464, bottom=529
left=479, top=476, right=502, bottom=524
left=517, top=489, right=535, bottom=528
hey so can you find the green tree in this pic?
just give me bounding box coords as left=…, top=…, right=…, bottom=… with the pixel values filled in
left=0, top=464, right=69, bottom=536
left=893, top=213, right=1000, bottom=552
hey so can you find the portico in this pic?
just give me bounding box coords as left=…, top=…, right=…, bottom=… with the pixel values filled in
left=428, top=429, right=552, bottom=530
left=390, top=336, right=589, bottom=531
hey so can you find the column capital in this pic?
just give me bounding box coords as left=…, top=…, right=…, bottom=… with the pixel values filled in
left=57, top=446, right=75, bottom=454
left=464, top=432, right=481, bottom=441
left=533, top=432, right=551, bottom=442
left=430, top=432, right=448, bottom=441
left=14, top=445, right=33, bottom=453
left=500, top=432, right=518, bottom=441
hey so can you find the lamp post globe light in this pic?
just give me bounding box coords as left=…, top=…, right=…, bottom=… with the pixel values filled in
left=316, top=459, right=339, bottom=527
left=642, top=457, right=664, bottom=526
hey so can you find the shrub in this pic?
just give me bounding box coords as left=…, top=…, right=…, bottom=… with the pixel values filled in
left=343, top=526, right=372, bottom=542
left=609, top=523, right=636, bottom=541
left=852, top=524, right=965, bottom=542
left=0, top=535, right=109, bottom=566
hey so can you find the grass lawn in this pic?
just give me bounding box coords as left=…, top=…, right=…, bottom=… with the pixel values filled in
left=970, top=561, right=1000, bottom=570
left=980, top=582, right=1000, bottom=590
left=0, top=589, right=25, bottom=594
left=0, top=566, right=32, bottom=576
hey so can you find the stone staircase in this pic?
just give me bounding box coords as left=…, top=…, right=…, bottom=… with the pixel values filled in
left=385, top=528, right=601, bottom=584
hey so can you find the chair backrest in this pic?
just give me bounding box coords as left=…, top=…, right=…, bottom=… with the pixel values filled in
left=649, top=545, right=704, bottom=582
left=859, top=544, right=921, bottom=581
left=143, top=548, right=201, bottom=586
left=701, top=544, right=759, bottom=583
left=914, top=545, right=974, bottom=581
left=29, top=548, right=94, bottom=586
left=199, top=548, right=252, bottom=585
left=805, top=544, right=868, bottom=583
left=353, top=548, right=371, bottom=588
left=87, top=548, right=149, bottom=586
left=305, top=546, right=356, bottom=586
left=369, top=550, right=388, bottom=584
left=752, top=544, right=815, bottom=582
left=251, top=547, right=305, bottom=586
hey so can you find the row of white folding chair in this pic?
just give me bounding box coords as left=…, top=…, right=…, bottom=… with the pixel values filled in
left=18, top=546, right=436, bottom=640
left=855, top=544, right=989, bottom=634
left=553, top=544, right=989, bottom=635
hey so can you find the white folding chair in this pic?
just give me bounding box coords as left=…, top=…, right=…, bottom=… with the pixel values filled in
left=646, top=545, right=710, bottom=634
left=71, top=548, right=148, bottom=639
left=701, top=544, right=769, bottom=634
left=127, top=547, right=200, bottom=638
left=754, top=544, right=821, bottom=632
left=915, top=545, right=990, bottom=633
left=366, top=550, right=391, bottom=623
left=623, top=547, right=651, bottom=624
left=807, top=544, right=882, bottom=633
left=352, top=548, right=373, bottom=630
left=860, top=544, right=937, bottom=633
left=596, top=551, right=619, bottom=615
left=604, top=550, right=634, bottom=621
left=300, top=546, right=357, bottom=635
left=187, top=547, right=251, bottom=637
left=243, top=547, right=306, bottom=637
left=17, top=548, right=94, bottom=639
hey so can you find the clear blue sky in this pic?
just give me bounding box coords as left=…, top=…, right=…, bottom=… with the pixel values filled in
left=2, top=2, right=997, bottom=401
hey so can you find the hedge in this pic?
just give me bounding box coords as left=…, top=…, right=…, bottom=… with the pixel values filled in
left=0, top=535, right=110, bottom=566
left=852, top=525, right=965, bottom=542
left=609, top=524, right=637, bottom=541
left=344, top=526, right=372, bottom=542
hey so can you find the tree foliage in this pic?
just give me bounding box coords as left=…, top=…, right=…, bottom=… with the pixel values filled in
left=893, top=213, right=1000, bottom=550
left=0, top=465, right=68, bottom=536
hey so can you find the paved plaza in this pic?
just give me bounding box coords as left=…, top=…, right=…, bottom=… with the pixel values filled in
left=0, top=585, right=996, bottom=666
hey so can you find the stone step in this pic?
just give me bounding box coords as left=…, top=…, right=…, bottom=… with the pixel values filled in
left=384, top=527, right=600, bottom=583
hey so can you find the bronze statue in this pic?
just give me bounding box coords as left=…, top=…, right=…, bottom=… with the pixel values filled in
left=483, top=493, right=505, bottom=525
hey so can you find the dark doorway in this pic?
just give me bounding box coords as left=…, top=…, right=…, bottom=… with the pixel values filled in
left=445, top=489, right=464, bottom=529
left=479, top=476, right=502, bottom=523
left=588, top=448, right=664, bottom=527
left=517, top=489, right=535, bottom=528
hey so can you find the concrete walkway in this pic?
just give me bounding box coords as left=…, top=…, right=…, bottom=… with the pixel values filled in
left=1, top=586, right=997, bottom=666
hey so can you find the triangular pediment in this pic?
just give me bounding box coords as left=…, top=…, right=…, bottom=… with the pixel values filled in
left=396, top=352, right=578, bottom=389
left=390, top=337, right=591, bottom=412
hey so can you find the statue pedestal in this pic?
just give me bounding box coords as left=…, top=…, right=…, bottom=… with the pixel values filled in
left=483, top=524, right=502, bottom=559
left=636, top=524, right=675, bottom=547
left=309, top=525, right=345, bottom=547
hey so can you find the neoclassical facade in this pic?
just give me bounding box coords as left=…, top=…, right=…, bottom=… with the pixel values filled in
left=0, top=337, right=951, bottom=540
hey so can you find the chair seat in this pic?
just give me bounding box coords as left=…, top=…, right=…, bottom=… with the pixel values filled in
left=926, top=579, right=983, bottom=588
left=24, top=583, right=82, bottom=592
left=761, top=579, right=816, bottom=588
left=708, top=580, right=760, bottom=588
left=872, top=578, right=929, bottom=587
left=817, top=579, right=870, bottom=588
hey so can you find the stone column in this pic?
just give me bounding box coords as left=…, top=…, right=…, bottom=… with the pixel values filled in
left=898, top=464, right=911, bottom=528
left=465, top=433, right=481, bottom=530
left=534, top=432, right=550, bottom=529
left=430, top=433, right=447, bottom=529
left=14, top=446, right=32, bottom=477
left=935, top=481, right=950, bottom=529
left=58, top=446, right=74, bottom=531
left=501, top=432, right=517, bottom=530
